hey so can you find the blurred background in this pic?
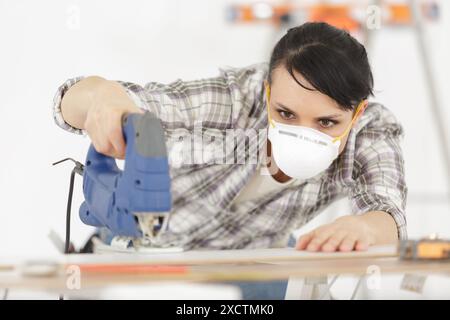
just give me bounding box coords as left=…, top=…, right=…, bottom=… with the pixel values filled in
left=0, top=0, right=449, bottom=298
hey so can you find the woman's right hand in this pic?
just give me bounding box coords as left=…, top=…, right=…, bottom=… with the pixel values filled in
left=61, top=76, right=144, bottom=159
left=84, top=80, right=144, bottom=159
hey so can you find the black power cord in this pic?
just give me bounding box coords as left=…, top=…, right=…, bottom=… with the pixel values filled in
left=52, top=158, right=84, bottom=254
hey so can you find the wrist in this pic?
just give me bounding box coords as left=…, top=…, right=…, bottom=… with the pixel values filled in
left=358, top=211, right=398, bottom=245
left=93, top=80, right=140, bottom=113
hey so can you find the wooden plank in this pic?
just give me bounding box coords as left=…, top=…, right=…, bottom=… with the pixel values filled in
left=1, top=257, right=450, bottom=291
left=64, top=245, right=398, bottom=266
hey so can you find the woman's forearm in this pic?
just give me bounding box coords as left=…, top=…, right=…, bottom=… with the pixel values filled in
left=60, top=76, right=138, bottom=130
left=60, top=76, right=106, bottom=129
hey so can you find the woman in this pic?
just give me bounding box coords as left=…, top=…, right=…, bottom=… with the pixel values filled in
left=53, top=22, right=407, bottom=255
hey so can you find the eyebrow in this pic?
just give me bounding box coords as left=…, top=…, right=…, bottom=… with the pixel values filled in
left=274, top=102, right=344, bottom=119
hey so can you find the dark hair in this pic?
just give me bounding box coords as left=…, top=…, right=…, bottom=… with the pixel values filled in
left=268, top=22, right=374, bottom=111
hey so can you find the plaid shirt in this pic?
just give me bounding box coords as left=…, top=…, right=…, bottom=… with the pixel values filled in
left=52, top=63, right=408, bottom=249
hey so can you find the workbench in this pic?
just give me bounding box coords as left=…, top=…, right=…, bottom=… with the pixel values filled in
left=1, top=245, right=449, bottom=299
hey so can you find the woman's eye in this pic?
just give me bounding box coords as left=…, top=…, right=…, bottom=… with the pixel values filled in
left=318, top=119, right=337, bottom=128
left=278, top=110, right=295, bottom=120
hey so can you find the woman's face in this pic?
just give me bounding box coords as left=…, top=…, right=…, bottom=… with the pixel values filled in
left=267, top=66, right=365, bottom=154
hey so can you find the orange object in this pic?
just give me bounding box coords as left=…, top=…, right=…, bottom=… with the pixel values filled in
left=240, top=5, right=254, bottom=22
left=399, top=239, right=450, bottom=260
left=228, top=3, right=294, bottom=24
left=417, top=241, right=450, bottom=259
left=68, top=264, right=188, bottom=275
left=227, top=2, right=437, bottom=28
left=228, top=3, right=360, bottom=31
left=387, top=4, right=412, bottom=24
left=309, top=4, right=359, bottom=31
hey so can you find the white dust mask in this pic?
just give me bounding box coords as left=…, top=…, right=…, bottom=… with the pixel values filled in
left=268, top=121, right=341, bottom=180
left=265, top=84, right=365, bottom=180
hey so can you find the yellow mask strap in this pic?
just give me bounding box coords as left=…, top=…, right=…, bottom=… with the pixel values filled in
left=331, top=100, right=366, bottom=143
left=265, top=84, right=275, bottom=128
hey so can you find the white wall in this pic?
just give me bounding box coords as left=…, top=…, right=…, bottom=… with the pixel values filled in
left=0, top=0, right=449, bottom=261
left=0, top=0, right=275, bottom=256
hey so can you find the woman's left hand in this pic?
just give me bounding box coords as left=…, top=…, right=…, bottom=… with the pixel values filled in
left=296, top=215, right=377, bottom=252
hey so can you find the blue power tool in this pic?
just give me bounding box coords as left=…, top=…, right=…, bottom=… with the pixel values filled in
left=78, top=111, right=172, bottom=240
left=53, top=111, right=173, bottom=253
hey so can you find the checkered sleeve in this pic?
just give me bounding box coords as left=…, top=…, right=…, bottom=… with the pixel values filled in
left=52, top=76, right=86, bottom=135
left=117, top=64, right=268, bottom=170
left=350, top=124, right=408, bottom=240
left=53, top=64, right=268, bottom=136
left=52, top=77, right=151, bottom=135
left=134, top=63, right=268, bottom=130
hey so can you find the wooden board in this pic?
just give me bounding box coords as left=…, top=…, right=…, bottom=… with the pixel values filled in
left=64, top=245, right=398, bottom=266
left=2, top=256, right=450, bottom=292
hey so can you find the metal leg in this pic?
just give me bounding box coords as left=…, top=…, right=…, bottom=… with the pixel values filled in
left=285, top=275, right=333, bottom=300
left=350, top=276, right=365, bottom=300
